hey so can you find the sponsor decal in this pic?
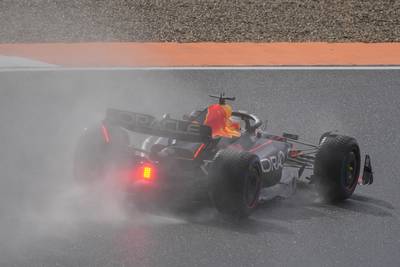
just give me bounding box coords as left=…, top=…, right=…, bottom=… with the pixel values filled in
left=260, top=150, right=287, bottom=173
left=107, top=109, right=202, bottom=135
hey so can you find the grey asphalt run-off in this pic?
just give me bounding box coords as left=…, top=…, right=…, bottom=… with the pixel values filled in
left=0, top=69, right=399, bottom=267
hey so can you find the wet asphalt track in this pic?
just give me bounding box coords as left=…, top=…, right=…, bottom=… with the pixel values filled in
left=0, top=69, right=399, bottom=267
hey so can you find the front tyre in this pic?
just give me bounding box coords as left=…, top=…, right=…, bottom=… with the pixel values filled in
left=314, top=134, right=361, bottom=202
left=209, top=149, right=262, bottom=219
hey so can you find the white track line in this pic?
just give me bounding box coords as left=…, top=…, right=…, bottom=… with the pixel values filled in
left=0, top=66, right=400, bottom=72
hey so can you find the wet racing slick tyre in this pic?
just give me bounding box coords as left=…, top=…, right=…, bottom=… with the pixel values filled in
left=125, top=188, right=158, bottom=213
left=73, top=124, right=129, bottom=183
left=209, top=149, right=262, bottom=219
left=314, top=134, right=361, bottom=202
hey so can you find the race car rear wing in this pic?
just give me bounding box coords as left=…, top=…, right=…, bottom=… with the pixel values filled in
left=104, top=108, right=212, bottom=143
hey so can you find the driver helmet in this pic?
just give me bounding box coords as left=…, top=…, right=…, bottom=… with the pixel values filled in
left=204, top=103, right=240, bottom=138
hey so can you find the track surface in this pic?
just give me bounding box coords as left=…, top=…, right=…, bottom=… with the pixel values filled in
left=0, top=69, right=399, bottom=267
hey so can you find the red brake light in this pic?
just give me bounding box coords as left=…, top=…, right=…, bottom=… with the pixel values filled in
left=136, top=164, right=156, bottom=180
left=142, top=166, right=152, bottom=179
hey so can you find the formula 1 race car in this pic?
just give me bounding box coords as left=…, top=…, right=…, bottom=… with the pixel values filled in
left=74, top=94, right=374, bottom=218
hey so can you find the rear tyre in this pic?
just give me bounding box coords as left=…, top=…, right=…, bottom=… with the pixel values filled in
left=73, top=124, right=129, bottom=183
left=125, top=188, right=158, bottom=213
left=209, top=149, right=262, bottom=219
left=314, top=134, right=361, bottom=202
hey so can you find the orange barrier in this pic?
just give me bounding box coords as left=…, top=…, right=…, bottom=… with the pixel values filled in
left=0, top=42, right=399, bottom=67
